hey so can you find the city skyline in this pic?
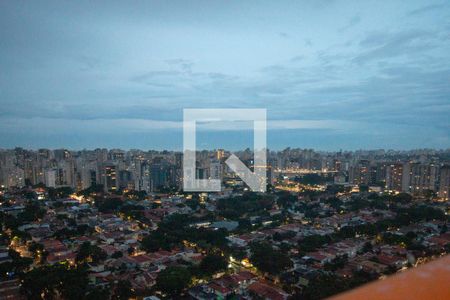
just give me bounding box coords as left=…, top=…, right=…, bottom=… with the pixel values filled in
left=2, top=147, right=450, bottom=196
left=1, top=0, right=450, bottom=150
left=1, top=2, right=449, bottom=299
left=2, top=145, right=450, bottom=152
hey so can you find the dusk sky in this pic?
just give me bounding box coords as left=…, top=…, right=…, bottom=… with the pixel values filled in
left=1, top=1, right=449, bottom=150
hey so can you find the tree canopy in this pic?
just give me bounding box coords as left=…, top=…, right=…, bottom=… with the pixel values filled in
left=155, top=266, right=191, bottom=296
left=76, top=242, right=107, bottom=264
left=21, top=264, right=89, bottom=300
left=250, top=242, right=292, bottom=275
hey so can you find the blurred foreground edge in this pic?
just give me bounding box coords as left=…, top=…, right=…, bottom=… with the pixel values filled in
left=329, top=254, right=450, bottom=300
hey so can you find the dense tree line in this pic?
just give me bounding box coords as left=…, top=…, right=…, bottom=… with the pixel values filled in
left=250, top=242, right=293, bottom=275
left=216, top=192, right=274, bottom=219
left=141, top=214, right=228, bottom=252
left=21, top=264, right=89, bottom=300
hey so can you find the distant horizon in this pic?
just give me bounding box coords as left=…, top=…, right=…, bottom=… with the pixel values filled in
left=2, top=145, right=450, bottom=153
left=1, top=122, right=450, bottom=152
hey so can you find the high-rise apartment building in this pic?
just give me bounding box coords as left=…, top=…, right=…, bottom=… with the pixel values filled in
left=386, top=163, right=404, bottom=192
left=349, top=160, right=370, bottom=186
left=104, top=164, right=118, bottom=192
left=403, top=163, right=438, bottom=194
left=438, top=165, right=450, bottom=200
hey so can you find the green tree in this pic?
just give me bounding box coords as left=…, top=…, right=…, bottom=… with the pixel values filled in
left=299, top=235, right=331, bottom=252
left=300, top=273, right=349, bottom=300
left=21, top=264, right=88, bottom=300
left=155, top=266, right=191, bottom=296
left=96, top=198, right=123, bottom=212
left=276, top=191, right=297, bottom=208
left=250, top=242, right=292, bottom=275
left=111, top=251, right=123, bottom=259
left=112, top=280, right=133, bottom=300
left=28, top=242, right=46, bottom=262
left=76, top=242, right=107, bottom=264
left=17, top=202, right=45, bottom=223
left=199, top=254, right=228, bottom=276
left=86, top=287, right=110, bottom=300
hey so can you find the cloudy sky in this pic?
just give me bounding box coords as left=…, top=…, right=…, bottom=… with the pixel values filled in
left=0, top=0, right=449, bottom=150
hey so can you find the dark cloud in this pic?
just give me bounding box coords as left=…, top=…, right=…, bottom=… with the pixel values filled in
left=353, top=29, right=437, bottom=64
left=0, top=1, right=449, bottom=150
left=407, top=3, right=447, bottom=16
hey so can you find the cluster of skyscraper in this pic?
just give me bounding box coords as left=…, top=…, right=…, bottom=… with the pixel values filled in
left=347, top=160, right=450, bottom=198
left=0, top=148, right=180, bottom=193
left=270, top=148, right=450, bottom=200
left=0, top=148, right=449, bottom=200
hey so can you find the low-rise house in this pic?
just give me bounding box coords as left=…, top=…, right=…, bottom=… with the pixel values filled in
left=47, top=251, right=76, bottom=265
left=307, top=251, right=336, bottom=265
left=426, top=232, right=450, bottom=249
left=0, top=279, right=24, bottom=300
left=247, top=280, right=289, bottom=300
left=181, top=252, right=204, bottom=265
left=42, top=239, right=70, bottom=255
left=127, top=254, right=154, bottom=269
left=132, top=271, right=157, bottom=291
left=88, top=270, right=112, bottom=287
left=0, top=248, right=12, bottom=264
left=376, top=254, right=408, bottom=269
left=99, top=244, right=121, bottom=257
left=207, top=282, right=232, bottom=298
left=188, top=286, right=216, bottom=300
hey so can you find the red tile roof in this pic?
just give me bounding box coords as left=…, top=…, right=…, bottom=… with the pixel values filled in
left=376, top=254, right=404, bottom=266
left=248, top=281, right=288, bottom=300
left=208, top=282, right=232, bottom=295
left=129, top=254, right=152, bottom=264
left=232, top=271, right=256, bottom=282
